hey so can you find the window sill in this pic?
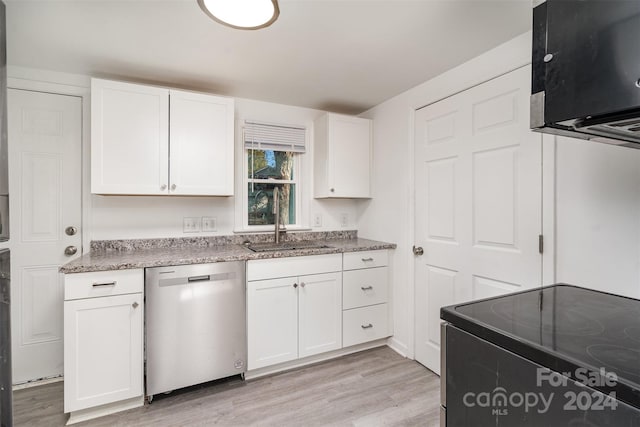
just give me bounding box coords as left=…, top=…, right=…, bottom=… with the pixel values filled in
left=233, top=226, right=312, bottom=234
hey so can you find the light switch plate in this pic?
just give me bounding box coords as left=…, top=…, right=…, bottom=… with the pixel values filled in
left=183, top=217, right=201, bottom=233
left=202, top=217, right=217, bottom=232
left=313, top=213, right=322, bottom=228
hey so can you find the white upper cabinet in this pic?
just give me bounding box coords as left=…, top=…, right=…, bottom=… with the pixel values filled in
left=91, top=79, right=169, bottom=195
left=91, top=78, right=234, bottom=196
left=169, top=90, right=234, bottom=196
left=314, top=113, right=372, bottom=198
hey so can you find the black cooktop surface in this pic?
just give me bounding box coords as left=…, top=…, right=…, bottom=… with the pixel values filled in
left=441, top=284, right=640, bottom=407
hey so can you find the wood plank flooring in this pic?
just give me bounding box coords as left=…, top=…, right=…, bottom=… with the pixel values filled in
left=14, top=346, right=441, bottom=426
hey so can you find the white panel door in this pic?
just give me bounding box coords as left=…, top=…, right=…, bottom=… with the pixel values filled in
left=413, top=66, right=542, bottom=374
left=7, top=89, right=82, bottom=383
left=91, top=78, right=169, bottom=195
left=247, top=277, right=299, bottom=370
left=169, top=90, right=234, bottom=196
left=298, top=272, right=342, bottom=358
left=64, top=293, right=143, bottom=412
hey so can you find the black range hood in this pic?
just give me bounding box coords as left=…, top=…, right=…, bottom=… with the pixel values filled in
left=531, top=0, right=640, bottom=148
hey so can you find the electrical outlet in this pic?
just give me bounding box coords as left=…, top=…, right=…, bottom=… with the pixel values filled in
left=202, top=217, right=217, bottom=232
left=313, top=213, right=322, bottom=228
left=183, top=217, right=201, bottom=233
left=340, top=213, right=349, bottom=228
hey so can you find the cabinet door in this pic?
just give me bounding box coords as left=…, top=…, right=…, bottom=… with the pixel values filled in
left=298, top=272, right=343, bottom=358
left=64, top=293, right=143, bottom=412
left=91, top=79, right=169, bottom=195
left=328, top=115, right=371, bottom=198
left=169, top=90, right=234, bottom=196
left=247, top=277, right=298, bottom=369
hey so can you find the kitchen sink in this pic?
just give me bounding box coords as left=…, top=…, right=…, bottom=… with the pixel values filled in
left=246, top=241, right=331, bottom=253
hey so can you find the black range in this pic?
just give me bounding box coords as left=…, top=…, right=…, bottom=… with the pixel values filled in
left=440, top=284, right=640, bottom=426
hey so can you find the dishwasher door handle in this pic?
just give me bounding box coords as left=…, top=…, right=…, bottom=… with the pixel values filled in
left=157, top=272, right=236, bottom=287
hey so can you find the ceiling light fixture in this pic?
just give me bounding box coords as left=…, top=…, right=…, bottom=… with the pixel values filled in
left=198, top=0, right=279, bottom=30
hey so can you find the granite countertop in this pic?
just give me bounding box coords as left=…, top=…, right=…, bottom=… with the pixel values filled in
left=60, top=231, right=396, bottom=274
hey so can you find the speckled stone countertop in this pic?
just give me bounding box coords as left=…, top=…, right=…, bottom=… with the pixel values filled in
left=60, top=231, right=396, bottom=274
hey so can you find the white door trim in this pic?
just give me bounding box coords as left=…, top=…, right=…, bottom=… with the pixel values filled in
left=8, top=77, right=91, bottom=254
left=405, top=37, right=556, bottom=361
left=541, top=134, right=557, bottom=286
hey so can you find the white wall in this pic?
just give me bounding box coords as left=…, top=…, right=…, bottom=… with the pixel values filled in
left=8, top=66, right=360, bottom=243
left=358, top=29, right=640, bottom=359
left=555, top=138, right=640, bottom=299
left=357, top=32, right=533, bottom=358
left=90, top=96, right=360, bottom=240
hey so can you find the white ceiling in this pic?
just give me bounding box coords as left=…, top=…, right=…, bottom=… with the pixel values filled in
left=6, top=0, right=532, bottom=114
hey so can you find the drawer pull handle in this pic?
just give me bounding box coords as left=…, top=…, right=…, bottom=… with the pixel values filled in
left=361, top=286, right=373, bottom=291
left=361, top=257, right=374, bottom=262
left=361, top=323, right=374, bottom=329
left=92, top=281, right=117, bottom=287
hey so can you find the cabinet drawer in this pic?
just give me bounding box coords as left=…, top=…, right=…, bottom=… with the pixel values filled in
left=65, top=269, right=144, bottom=301
left=343, top=250, right=388, bottom=270
left=343, top=267, right=388, bottom=310
left=247, top=254, right=342, bottom=281
left=343, top=304, right=389, bottom=347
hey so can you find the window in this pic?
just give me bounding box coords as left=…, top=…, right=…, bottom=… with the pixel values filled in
left=243, top=121, right=305, bottom=229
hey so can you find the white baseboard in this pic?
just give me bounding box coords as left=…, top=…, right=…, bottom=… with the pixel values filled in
left=386, top=336, right=409, bottom=358
left=66, top=396, right=144, bottom=425
left=244, top=339, right=388, bottom=380
left=13, top=375, right=63, bottom=390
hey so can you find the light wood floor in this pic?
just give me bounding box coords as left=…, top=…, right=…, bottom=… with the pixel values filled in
left=14, top=346, right=441, bottom=426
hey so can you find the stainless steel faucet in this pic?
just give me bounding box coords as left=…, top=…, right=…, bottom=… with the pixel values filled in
left=273, top=187, right=282, bottom=243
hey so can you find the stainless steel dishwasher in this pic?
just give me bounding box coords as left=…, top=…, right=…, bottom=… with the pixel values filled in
left=145, top=262, right=246, bottom=401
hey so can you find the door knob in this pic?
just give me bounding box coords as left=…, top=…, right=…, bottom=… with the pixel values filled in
left=65, top=226, right=78, bottom=236
left=64, top=246, right=78, bottom=256
left=412, top=245, right=424, bottom=256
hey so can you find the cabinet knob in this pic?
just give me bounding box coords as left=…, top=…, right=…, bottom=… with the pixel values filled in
left=64, top=246, right=78, bottom=256
left=132, top=302, right=139, bottom=308
left=293, top=283, right=298, bottom=288
left=300, top=282, right=306, bottom=288
left=160, top=184, right=167, bottom=191
left=65, top=226, right=78, bottom=236
left=330, top=188, right=335, bottom=193
left=171, top=184, right=177, bottom=191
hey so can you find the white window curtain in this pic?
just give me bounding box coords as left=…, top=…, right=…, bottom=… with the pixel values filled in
left=243, top=120, right=306, bottom=153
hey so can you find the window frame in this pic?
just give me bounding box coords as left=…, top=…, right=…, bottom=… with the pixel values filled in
left=243, top=148, right=301, bottom=231
left=234, top=120, right=311, bottom=233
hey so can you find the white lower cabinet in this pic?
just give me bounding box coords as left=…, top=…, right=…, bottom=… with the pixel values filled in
left=247, top=277, right=299, bottom=369
left=298, top=273, right=342, bottom=358
left=247, top=255, right=342, bottom=370
left=63, top=269, right=144, bottom=419
left=342, top=251, right=391, bottom=347
left=343, top=303, right=389, bottom=347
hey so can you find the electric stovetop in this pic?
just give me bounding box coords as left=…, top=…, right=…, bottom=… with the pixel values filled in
left=441, top=284, right=640, bottom=409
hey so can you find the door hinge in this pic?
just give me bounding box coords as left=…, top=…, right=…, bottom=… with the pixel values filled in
left=538, top=235, right=544, bottom=254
